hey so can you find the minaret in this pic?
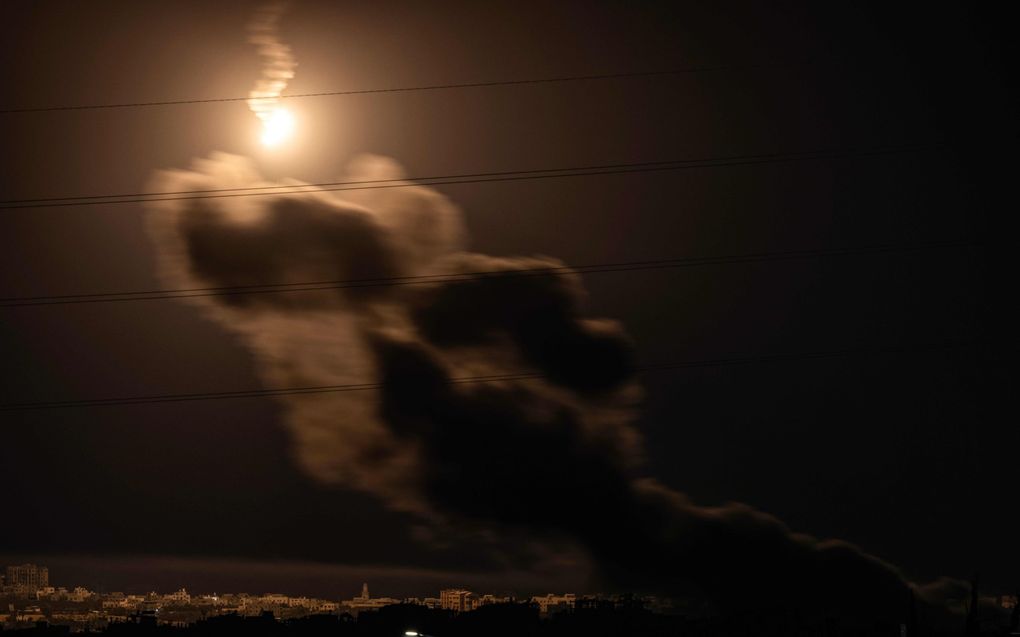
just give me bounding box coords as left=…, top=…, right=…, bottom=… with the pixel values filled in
left=361, top=583, right=370, bottom=600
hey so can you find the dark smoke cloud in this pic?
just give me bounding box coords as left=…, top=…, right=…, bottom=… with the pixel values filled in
left=147, top=153, right=977, bottom=622
left=180, top=194, right=402, bottom=308
left=370, top=334, right=969, bottom=620
left=409, top=253, right=635, bottom=394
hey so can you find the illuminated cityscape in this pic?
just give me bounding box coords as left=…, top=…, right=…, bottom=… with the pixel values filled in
left=0, top=563, right=679, bottom=633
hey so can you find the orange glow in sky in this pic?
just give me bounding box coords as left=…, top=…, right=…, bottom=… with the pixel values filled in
left=260, top=108, right=295, bottom=147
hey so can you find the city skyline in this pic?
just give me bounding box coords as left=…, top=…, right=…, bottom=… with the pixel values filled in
left=3, top=561, right=1017, bottom=634
left=4, top=561, right=566, bottom=603
left=0, top=555, right=591, bottom=601
left=2, top=561, right=683, bottom=632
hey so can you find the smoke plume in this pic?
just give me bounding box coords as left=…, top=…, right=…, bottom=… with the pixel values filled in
left=246, top=2, right=296, bottom=130
left=147, top=153, right=978, bottom=622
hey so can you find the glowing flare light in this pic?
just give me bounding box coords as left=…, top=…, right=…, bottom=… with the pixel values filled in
left=260, top=108, right=295, bottom=147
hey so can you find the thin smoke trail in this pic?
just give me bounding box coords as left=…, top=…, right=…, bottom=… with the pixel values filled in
left=247, top=1, right=296, bottom=136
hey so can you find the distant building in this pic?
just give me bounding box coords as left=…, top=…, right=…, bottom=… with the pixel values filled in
left=317, top=601, right=338, bottom=613
left=4, top=564, right=49, bottom=593
left=476, top=594, right=512, bottom=608
left=440, top=589, right=476, bottom=612
left=575, top=596, right=615, bottom=612
left=531, top=593, right=576, bottom=614
left=260, top=593, right=290, bottom=606
left=343, top=583, right=400, bottom=613
left=134, top=599, right=161, bottom=624
left=16, top=606, right=46, bottom=623
left=1002, top=595, right=1018, bottom=609
left=165, top=588, right=191, bottom=604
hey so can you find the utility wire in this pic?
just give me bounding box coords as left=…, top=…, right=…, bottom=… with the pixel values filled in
left=0, top=339, right=975, bottom=411
left=0, top=143, right=943, bottom=210
left=0, top=65, right=804, bottom=115
left=0, top=239, right=976, bottom=308
left=0, top=156, right=750, bottom=204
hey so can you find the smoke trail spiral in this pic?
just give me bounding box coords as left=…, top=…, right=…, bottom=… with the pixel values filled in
left=246, top=1, right=297, bottom=146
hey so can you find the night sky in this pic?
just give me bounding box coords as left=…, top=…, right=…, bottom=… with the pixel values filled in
left=0, top=0, right=1015, bottom=606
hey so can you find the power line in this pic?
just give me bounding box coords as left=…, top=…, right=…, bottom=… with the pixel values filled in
left=0, top=239, right=976, bottom=308
left=0, top=156, right=740, bottom=205
left=0, top=143, right=943, bottom=210
left=0, top=156, right=728, bottom=206
left=0, top=65, right=802, bottom=115
left=0, top=340, right=975, bottom=411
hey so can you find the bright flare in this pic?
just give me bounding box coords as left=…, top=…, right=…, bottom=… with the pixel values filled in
left=260, top=108, right=295, bottom=147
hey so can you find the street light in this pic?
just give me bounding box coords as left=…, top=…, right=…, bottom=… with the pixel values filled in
left=405, top=631, right=435, bottom=637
